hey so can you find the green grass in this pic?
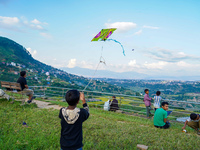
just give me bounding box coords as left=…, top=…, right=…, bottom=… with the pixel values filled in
left=0, top=98, right=200, bottom=150
left=0, top=99, right=60, bottom=150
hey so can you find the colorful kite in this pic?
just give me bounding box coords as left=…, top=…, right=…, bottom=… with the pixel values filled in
left=91, top=28, right=116, bottom=41
left=91, top=28, right=126, bottom=56
left=83, top=28, right=126, bottom=91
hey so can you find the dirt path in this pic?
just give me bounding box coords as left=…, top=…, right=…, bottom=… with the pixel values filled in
left=34, top=100, right=62, bottom=110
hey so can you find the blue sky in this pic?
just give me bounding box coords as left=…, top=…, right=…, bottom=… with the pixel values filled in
left=0, top=0, right=200, bottom=77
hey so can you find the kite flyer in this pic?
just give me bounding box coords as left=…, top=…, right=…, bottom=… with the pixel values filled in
left=59, top=90, right=89, bottom=150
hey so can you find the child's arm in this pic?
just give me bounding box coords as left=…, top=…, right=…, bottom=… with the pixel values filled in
left=144, top=94, right=151, bottom=101
left=80, top=92, right=86, bottom=104
left=147, top=95, right=152, bottom=101
left=80, top=92, right=89, bottom=113
left=164, top=111, right=168, bottom=123
left=182, top=120, right=188, bottom=129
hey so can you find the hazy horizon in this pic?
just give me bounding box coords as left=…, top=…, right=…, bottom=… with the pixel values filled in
left=60, top=66, right=200, bottom=81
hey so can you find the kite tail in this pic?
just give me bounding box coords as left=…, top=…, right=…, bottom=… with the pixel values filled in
left=107, top=39, right=125, bottom=56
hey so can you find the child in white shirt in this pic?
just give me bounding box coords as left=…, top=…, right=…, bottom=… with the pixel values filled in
left=154, top=91, right=162, bottom=111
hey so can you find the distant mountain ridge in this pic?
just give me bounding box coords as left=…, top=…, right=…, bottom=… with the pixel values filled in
left=61, top=67, right=147, bottom=79
left=61, top=67, right=200, bottom=81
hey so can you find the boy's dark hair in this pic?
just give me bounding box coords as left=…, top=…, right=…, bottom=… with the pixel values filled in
left=112, top=95, right=116, bottom=98
left=65, top=90, right=80, bottom=106
left=20, top=71, right=26, bottom=77
left=156, top=91, right=161, bottom=96
left=144, top=89, right=149, bottom=93
left=161, top=102, right=169, bottom=107
left=190, top=113, right=197, bottom=120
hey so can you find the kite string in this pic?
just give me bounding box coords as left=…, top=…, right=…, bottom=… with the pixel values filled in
left=82, top=46, right=104, bottom=92
left=82, top=62, right=101, bottom=91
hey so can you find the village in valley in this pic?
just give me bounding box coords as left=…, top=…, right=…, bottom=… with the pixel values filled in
left=99, top=78, right=200, bottom=103
left=2, top=59, right=200, bottom=103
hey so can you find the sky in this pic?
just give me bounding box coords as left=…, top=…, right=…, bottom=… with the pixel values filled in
left=0, top=0, right=200, bottom=78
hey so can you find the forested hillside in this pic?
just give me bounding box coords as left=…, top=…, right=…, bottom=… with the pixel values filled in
left=0, top=36, right=131, bottom=94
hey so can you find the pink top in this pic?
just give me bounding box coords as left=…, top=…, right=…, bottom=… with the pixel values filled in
left=144, top=93, right=151, bottom=106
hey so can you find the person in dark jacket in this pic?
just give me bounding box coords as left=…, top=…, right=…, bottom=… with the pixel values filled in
left=59, top=90, right=89, bottom=150
left=109, top=95, right=119, bottom=111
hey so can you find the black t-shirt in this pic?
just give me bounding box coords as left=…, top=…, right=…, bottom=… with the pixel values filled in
left=110, top=99, right=119, bottom=111
left=59, top=105, right=89, bottom=150
left=17, top=76, right=27, bottom=90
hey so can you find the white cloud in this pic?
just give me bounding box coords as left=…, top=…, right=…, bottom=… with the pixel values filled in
left=0, top=16, right=21, bottom=31
left=31, top=19, right=41, bottom=24
left=0, top=16, right=19, bottom=25
left=144, top=61, right=168, bottom=69
left=105, top=22, right=137, bottom=32
left=50, top=59, right=97, bottom=69
left=30, top=24, right=44, bottom=30
left=146, top=48, right=200, bottom=62
left=26, top=48, right=31, bottom=52
left=46, top=56, right=200, bottom=77
left=0, top=16, right=49, bottom=34
left=134, top=30, right=142, bottom=35
left=40, top=32, right=52, bottom=39
left=128, top=60, right=137, bottom=66
left=143, top=25, right=159, bottom=29
left=26, top=47, right=37, bottom=57
left=106, top=60, right=200, bottom=76
left=178, top=52, right=187, bottom=57
left=23, top=18, right=45, bottom=30
left=31, top=19, right=48, bottom=25
left=80, top=61, right=95, bottom=69
left=176, top=61, right=191, bottom=67
left=67, top=59, right=77, bottom=68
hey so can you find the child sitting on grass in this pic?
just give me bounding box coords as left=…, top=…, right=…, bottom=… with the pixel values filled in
left=109, top=95, right=119, bottom=111
left=154, top=102, right=170, bottom=129
left=59, top=90, right=89, bottom=150
left=182, top=113, right=200, bottom=135
left=143, top=89, right=152, bottom=118
left=153, top=91, right=162, bottom=111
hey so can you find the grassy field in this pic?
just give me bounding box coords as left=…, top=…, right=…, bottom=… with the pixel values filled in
left=0, top=98, right=200, bottom=150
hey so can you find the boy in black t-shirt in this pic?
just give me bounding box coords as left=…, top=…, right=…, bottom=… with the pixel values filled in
left=59, top=90, right=89, bottom=150
left=17, top=71, right=35, bottom=103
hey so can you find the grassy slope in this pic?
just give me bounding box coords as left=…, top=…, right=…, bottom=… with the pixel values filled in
left=0, top=99, right=199, bottom=150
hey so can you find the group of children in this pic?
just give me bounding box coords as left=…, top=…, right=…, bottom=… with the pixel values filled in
left=143, top=89, right=170, bottom=129
left=60, top=89, right=200, bottom=149
left=143, top=89, right=200, bottom=134
left=61, top=89, right=169, bottom=149
left=143, top=89, right=162, bottom=118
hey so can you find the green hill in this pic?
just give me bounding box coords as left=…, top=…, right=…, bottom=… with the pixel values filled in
left=0, top=98, right=198, bottom=150
left=0, top=36, right=131, bottom=94
left=0, top=36, right=47, bottom=69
